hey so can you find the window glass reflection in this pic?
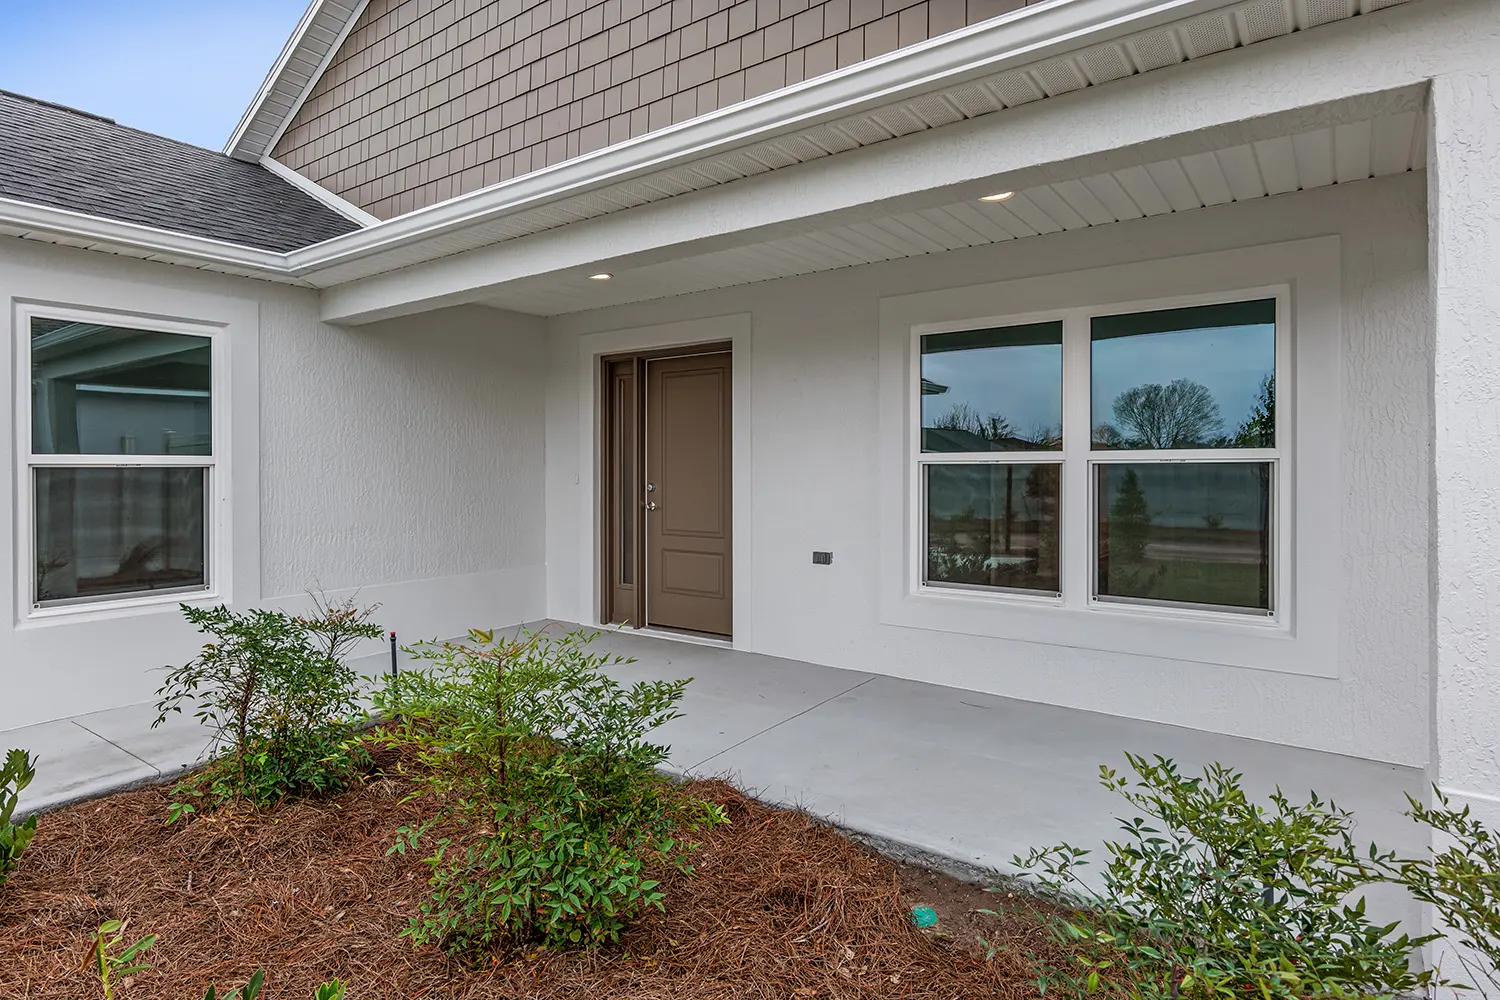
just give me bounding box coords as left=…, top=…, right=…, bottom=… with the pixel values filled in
left=1095, top=462, right=1271, bottom=612
left=1091, top=300, right=1274, bottom=450
left=921, top=321, right=1063, bottom=452
left=925, top=463, right=1060, bottom=594
left=35, top=467, right=207, bottom=604
left=31, top=317, right=211, bottom=456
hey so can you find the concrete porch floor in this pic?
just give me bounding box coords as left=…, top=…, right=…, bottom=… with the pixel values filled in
left=6, top=626, right=1425, bottom=923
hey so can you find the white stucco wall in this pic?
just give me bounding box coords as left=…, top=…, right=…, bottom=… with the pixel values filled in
left=0, top=240, right=547, bottom=731
left=545, top=171, right=1432, bottom=767
left=257, top=301, right=547, bottom=614
left=1429, top=70, right=1500, bottom=841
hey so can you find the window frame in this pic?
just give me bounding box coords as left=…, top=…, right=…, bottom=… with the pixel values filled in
left=912, top=306, right=1069, bottom=607
left=14, top=302, right=229, bottom=621
left=909, top=284, right=1291, bottom=626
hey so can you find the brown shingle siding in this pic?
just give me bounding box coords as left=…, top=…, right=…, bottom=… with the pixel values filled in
left=273, top=0, right=1052, bottom=217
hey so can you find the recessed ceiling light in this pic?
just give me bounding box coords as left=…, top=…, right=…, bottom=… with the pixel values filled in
left=588, top=272, right=613, bottom=281
left=979, top=191, right=1015, bottom=202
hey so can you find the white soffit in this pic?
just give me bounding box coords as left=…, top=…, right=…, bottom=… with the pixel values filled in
left=298, top=0, right=1418, bottom=288
left=0, top=0, right=1420, bottom=285
left=477, top=110, right=1426, bottom=315
left=224, top=0, right=370, bottom=162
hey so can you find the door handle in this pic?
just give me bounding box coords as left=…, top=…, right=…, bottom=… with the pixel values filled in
left=644, top=500, right=658, bottom=511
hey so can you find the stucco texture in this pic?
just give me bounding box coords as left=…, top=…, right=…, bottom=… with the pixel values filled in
left=258, top=302, right=546, bottom=596
left=0, top=241, right=547, bottom=730
left=1430, top=71, right=1500, bottom=823
left=545, top=173, right=1433, bottom=767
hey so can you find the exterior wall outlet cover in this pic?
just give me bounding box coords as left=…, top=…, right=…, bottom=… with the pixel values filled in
left=813, top=551, right=833, bottom=565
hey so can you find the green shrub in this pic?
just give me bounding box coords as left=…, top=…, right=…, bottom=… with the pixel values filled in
left=0, top=747, right=37, bottom=886
left=1005, top=754, right=1438, bottom=1000
left=1383, top=788, right=1500, bottom=996
left=154, top=595, right=383, bottom=815
left=374, top=626, right=726, bottom=954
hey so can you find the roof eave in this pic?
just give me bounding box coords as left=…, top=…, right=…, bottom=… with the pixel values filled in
left=8, top=0, right=1422, bottom=287
left=224, top=0, right=371, bottom=162
left=282, top=0, right=1247, bottom=274
left=0, top=196, right=298, bottom=279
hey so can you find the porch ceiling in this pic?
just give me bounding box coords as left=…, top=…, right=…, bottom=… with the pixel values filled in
left=308, top=0, right=1417, bottom=291
left=476, top=107, right=1425, bottom=316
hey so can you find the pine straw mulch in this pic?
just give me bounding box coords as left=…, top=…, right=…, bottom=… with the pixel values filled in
left=0, top=760, right=1062, bottom=999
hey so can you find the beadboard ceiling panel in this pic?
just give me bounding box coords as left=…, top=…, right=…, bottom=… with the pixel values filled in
left=298, top=0, right=1419, bottom=288
left=480, top=110, right=1425, bottom=315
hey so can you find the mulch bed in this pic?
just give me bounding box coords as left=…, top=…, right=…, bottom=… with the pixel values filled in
left=0, top=757, right=1061, bottom=999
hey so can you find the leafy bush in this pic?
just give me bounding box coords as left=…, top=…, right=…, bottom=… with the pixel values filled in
left=154, top=595, right=383, bottom=814
left=373, top=626, right=726, bottom=954
left=1006, top=754, right=1437, bottom=1000
left=0, top=748, right=37, bottom=886
left=1383, top=788, right=1500, bottom=996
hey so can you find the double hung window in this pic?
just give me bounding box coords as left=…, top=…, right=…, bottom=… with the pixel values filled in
left=917, top=293, right=1282, bottom=618
left=21, top=309, right=216, bottom=612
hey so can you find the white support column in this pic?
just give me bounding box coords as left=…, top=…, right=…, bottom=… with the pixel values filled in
left=1428, top=68, right=1500, bottom=982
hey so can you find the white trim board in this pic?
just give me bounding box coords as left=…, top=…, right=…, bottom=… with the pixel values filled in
left=1, top=0, right=1446, bottom=304
left=2, top=272, right=262, bottom=630
left=877, top=235, right=1342, bottom=678
left=571, top=314, right=754, bottom=651
left=259, top=156, right=378, bottom=228
left=224, top=0, right=372, bottom=162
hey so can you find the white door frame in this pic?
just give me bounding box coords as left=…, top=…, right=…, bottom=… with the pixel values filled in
left=574, top=313, right=753, bottom=648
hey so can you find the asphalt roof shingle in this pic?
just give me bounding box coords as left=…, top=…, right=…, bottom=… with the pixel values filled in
left=0, top=90, right=360, bottom=253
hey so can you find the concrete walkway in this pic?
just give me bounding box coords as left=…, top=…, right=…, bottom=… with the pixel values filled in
left=5, top=627, right=1425, bottom=922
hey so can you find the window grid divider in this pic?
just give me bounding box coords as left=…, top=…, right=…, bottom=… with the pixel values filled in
left=26, top=453, right=216, bottom=468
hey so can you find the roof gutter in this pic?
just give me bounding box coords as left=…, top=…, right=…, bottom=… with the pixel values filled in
left=2, top=0, right=1271, bottom=283
left=277, top=0, right=1246, bottom=276
left=0, top=196, right=292, bottom=277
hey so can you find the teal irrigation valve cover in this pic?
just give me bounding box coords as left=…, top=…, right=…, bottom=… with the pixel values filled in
left=910, top=905, right=938, bottom=928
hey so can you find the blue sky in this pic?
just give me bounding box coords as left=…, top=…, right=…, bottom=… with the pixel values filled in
left=0, top=1, right=311, bottom=150
left=922, top=322, right=1274, bottom=442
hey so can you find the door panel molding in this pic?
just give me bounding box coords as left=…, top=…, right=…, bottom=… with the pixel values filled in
left=645, top=352, right=732, bottom=636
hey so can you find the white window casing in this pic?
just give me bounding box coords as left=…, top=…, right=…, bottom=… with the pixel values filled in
left=878, top=236, right=1341, bottom=679
left=9, top=285, right=258, bottom=627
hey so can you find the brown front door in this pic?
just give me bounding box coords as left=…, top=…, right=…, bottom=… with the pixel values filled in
left=602, top=348, right=732, bottom=636
left=645, top=352, right=732, bottom=636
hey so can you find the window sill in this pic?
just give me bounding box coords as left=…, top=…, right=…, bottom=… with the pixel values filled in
left=20, top=588, right=219, bottom=629
left=884, top=584, right=1326, bottom=677
left=918, top=583, right=1063, bottom=607
left=877, top=236, right=1343, bottom=682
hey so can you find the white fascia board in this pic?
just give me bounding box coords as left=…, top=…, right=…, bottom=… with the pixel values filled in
left=281, top=0, right=1255, bottom=275
left=315, top=52, right=1435, bottom=322
left=259, top=156, right=379, bottom=227
left=0, top=196, right=293, bottom=276
left=3, top=0, right=1444, bottom=293
left=224, top=0, right=371, bottom=162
